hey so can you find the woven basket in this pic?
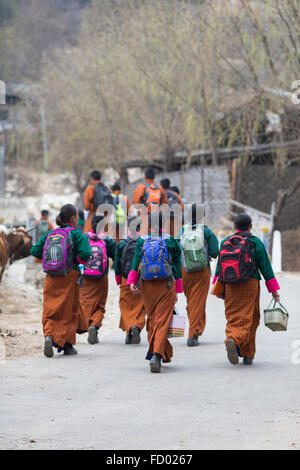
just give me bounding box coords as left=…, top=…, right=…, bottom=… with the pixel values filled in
left=264, top=301, right=289, bottom=332
left=167, top=305, right=186, bottom=338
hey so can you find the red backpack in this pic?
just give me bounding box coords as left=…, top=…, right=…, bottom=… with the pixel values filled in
left=219, top=232, right=255, bottom=284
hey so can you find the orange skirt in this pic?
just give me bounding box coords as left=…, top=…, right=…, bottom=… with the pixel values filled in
left=119, top=277, right=146, bottom=335
left=42, top=270, right=80, bottom=348
left=224, top=278, right=260, bottom=359
left=141, top=279, right=176, bottom=363
left=78, top=275, right=108, bottom=331
left=182, top=266, right=210, bottom=339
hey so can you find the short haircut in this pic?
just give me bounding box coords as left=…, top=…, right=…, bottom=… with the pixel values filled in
left=148, top=211, right=163, bottom=233
left=234, top=213, right=252, bottom=231
left=128, top=215, right=141, bottom=234
left=41, top=210, right=49, bottom=217
left=160, top=178, right=170, bottom=189
left=91, top=214, right=105, bottom=232
left=170, top=186, right=180, bottom=194
left=90, top=170, right=101, bottom=181
left=111, top=183, right=121, bottom=192
left=145, top=168, right=155, bottom=180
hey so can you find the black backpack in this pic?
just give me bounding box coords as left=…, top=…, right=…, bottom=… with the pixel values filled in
left=120, top=237, right=137, bottom=279
left=165, top=189, right=179, bottom=207
left=93, top=183, right=113, bottom=209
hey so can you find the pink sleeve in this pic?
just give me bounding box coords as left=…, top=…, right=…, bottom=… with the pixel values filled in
left=115, top=275, right=122, bottom=286
left=175, top=278, right=183, bottom=293
left=212, top=275, right=218, bottom=285
left=126, top=270, right=139, bottom=286
left=266, top=278, right=280, bottom=293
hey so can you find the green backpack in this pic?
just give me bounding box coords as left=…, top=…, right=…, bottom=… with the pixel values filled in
left=112, top=194, right=127, bottom=225
left=180, top=224, right=208, bottom=272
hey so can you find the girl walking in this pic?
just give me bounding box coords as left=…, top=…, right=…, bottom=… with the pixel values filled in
left=78, top=214, right=117, bottom=345
left=127, top=212, right=182, bottom=373
left=213, top=213, right=280, bottom=365
left=30, top=204, right=92, bottom=357
left=114, top=216, right=146, bottom=344
left=179, top=204, right=219, bottom=346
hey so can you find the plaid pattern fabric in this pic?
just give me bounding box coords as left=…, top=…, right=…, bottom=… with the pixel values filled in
left=224, top=278, right=260, bottom=359
left=78, top=275, right=108, bottom=329
left=182, top=266, right=210, bottom=339
left=119, top=277, right=146, bottom=334
left=141, top=279, right=176, bottom=363
left=42, top=270, right=80, bottom=348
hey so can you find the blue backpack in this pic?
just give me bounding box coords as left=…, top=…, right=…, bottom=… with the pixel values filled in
left=140, top=236, right=173, bottom=281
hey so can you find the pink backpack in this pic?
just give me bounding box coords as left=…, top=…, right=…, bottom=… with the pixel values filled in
left=83, top=232, right=107, bottom=279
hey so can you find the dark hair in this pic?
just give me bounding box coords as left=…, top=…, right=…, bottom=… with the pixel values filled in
left=148, top=211, right=163, bottom=234
left=234, top=213, right=252, bottom=231
left=78, top=210, right=84, bottom=219
left=56, top=204, right=77, bottom=227
left=190, top=203, right=205, bottom=226
left=170, top=186, right=180, bottom=194
left=90, top=170, right=101, bottom=181
left=145, top=168, right=155, bottom=180
left=91, top=214, right=105, bottom=233
left=128, top=216, right=141, bottom=234
left=160, top=178, right=170, bottom=189
left=111, top=183, right=121, bottom=192
left=41, top=210, right=49, bottom=217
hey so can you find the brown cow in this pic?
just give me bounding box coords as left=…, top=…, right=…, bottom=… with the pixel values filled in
left=0, top=232, right=8, bottom=282
left=0, top=227, right=33, bottom=281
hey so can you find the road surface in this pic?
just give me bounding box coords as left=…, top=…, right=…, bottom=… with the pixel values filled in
left=1, top=275, right=299, bottom=450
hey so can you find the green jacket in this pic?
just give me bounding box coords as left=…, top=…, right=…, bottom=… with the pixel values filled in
left=177, top=224, right=219, bottom=259
left=128, top=234, right=182, bottom=281
left=114, top=238, right=129, bottom=279
left=30, top=224, right=92, bottom=273
left=215, top=233, right=276, bottom=282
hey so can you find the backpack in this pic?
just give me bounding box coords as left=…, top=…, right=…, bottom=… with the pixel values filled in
left=37, top=219, right=49, bottom=239
left=219, top=232, right=255, bottom=284
left=83, top=233, right=107, bottom=279
left=165, top=189, right=179, bottom=207
left=93, top=183, right=113, bottom=209
left=120, top=237, right=137, bottom=279
left=112, top=194, right=127, bottom=225
left=143, top=183, right=162, bottom=210
left=42, top=227, right=74, bottom=276
left=180, top=224, right=208, bottom=272
left=140, top=236, right=173, bottom=281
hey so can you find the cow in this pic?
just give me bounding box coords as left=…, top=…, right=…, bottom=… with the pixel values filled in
left=0, top=226, right=33, bottom=282
left=0, top=232, right=8, bottom=282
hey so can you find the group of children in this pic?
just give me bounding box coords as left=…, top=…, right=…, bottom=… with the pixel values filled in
left=30, top=186, right=281, bottom=372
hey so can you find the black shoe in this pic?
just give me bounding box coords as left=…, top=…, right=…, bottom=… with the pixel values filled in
left=130, top=326, right=141, bottom=344
left=125, top=334, right=133, bottom=344
left=64, top=343, right=78, bottom=355
left=150, top=353, right=162, bottom=373
left=226, top=338, right=239, bottom=365
left=88, top=326, right=99, bottom=345
left=243, top=357, right=253, bottom=365
left=187, top=335, right=199, bottom=347
left=44, top=336, right=54, bottom=358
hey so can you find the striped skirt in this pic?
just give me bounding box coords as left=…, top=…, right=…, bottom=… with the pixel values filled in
left=224, top=278, right=260, bottom=359
left=182, top=266, right=210, bottom=339
left=42, top=270, right=80, bottom=348
left=119, top=277, right=146, bottom=335
left=78, top=275, right=108, bottom=331
left=141, top=279, right=176, bottom=363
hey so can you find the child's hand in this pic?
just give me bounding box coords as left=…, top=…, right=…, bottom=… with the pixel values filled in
left=272, top=291, right=280, bottom=302
left=130, top=284, right=140, bottom=295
